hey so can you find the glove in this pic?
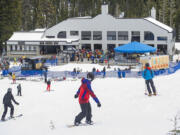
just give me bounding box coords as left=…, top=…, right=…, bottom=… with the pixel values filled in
left=74, top=94, right=78, bottom=98
left=16, top=102, right=19, bottom=105
left=97, top=103, right=101, bottom=107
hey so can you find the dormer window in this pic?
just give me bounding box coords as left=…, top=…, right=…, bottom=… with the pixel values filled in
left=144, top=31, right=154, bottom=40
left=57, top=31, right=66, bottom=38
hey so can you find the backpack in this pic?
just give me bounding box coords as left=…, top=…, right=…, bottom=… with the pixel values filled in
left=144, top=69, right=153, bottom=77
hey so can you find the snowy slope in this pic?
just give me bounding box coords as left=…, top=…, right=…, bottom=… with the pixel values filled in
left=0, top=64, right=180, bottom=135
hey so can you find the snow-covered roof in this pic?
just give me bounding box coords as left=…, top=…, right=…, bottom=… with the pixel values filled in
left=8, top=32, right=44, bottom=41
left=144, top=17, right=173, bottom=32
left=8, top=32, right=79, bottom=42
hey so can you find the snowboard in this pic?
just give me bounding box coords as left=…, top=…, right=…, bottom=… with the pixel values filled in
left=67, top=122, right=94, bottom=128
left=0, top=114, right=23, bottom=122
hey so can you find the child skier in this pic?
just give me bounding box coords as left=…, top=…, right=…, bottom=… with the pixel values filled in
left=74, top=72, right=101, bottom=126
left=46, top=79, right=51, bottom=91
left=12, top=73, right=16, bottom=84
left=17, top=84, right=22, bottom=96
left=1, top=88, right=19, bottom=121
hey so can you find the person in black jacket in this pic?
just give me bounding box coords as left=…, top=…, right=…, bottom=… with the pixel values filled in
left=1, top=88, right=19, bottom=121
left=17, top=84, right=22, bottom=96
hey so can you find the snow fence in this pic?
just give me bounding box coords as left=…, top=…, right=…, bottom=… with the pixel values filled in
left=2, top=62, right=180, bottom=79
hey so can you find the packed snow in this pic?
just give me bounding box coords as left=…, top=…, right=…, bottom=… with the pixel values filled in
left=0, top=63, right=180, bottom=135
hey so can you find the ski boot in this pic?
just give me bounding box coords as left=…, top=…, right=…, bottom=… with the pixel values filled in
left=1, top=117, right=5, bottom=121
left=86, top=120, right=93, bottom=125
left=74, top=121, right=81, bottom=126
left=10, top=115, right=14, bottom=119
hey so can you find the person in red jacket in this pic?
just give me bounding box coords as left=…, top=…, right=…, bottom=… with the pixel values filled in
left=74, top=72, right=101, bottom=126
left=46, top=79, right=51, bottom=91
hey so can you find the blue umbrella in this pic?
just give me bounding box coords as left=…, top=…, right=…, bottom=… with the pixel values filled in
left=114, top=41, right=156, bottom=53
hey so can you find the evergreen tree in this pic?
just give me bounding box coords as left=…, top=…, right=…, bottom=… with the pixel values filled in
left=22, top=0, right=33, bottom=31
left=0, top=0, right=22, bottom=52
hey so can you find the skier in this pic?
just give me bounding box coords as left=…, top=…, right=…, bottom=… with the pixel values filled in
left=43, top=68, right=48, bottom=83
left=17, top=84, right=22, bottom=96
left=12, top=73, right=16, bottom=84
left=1, top=88, right=19, bottom=121
left=74, top=72, right=101, bottom=126
left=102, top=67, right=106, bottom=78
left=46, top=79, right=51, bottom=91
left=142, top=63, right=157, bottom=96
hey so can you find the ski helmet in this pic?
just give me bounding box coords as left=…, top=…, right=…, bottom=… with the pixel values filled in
left=7, top=88, right=12, bottom=92
left=87, top=72, right=94, bottom=81
left=145, top=63, right=150, bottom=68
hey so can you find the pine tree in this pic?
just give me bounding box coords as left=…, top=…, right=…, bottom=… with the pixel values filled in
left=169, top=0, right=176, bottom=27
left=22, top=0, right=33, bottom=31
left=0, top=0, right=22, bottom=52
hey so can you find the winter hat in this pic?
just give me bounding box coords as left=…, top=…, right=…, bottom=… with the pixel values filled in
left=87, top=72, right=94, bottom=81
left=145, top=63, right=150, bottom=68
left=7, top=88, right=12, bottom=92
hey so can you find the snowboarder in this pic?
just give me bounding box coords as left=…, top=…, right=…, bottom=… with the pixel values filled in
left=74, top=72, right=101, bottom=126
left=17, top=84, right=22, bottom=96
left=46, top=79, right=51, bottom=91
left=142, top=63, right=157, bottom=96
left=1, top=88, right=19, bottom=121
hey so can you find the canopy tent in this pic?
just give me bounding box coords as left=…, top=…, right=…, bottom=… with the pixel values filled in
left=114, top=41, right=156, bottom=53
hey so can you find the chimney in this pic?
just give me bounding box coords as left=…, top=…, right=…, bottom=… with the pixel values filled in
left=101, top=4, right=108, bottom=15
left=151, top=7, right=156, bottom=19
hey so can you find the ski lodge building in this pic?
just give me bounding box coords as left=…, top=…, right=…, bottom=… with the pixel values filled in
left=6, top=4, right=175, bottom=57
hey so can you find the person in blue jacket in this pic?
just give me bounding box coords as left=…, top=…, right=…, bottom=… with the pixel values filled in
left=142, top=63, right=157, bottom=96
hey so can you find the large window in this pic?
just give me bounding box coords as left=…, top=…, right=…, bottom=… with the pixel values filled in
left=82, top=44, right=91, bottom=50
left=157, top=36, right=167, bottom=41
left=131, top=31, right=140, bottom=42
left=57, top=31, right=66, bottom=38
left=81, top=31, right=91, bottom=40
left=29, top=46, right=32, bottom=51
left=33, top=46, right=36, bottom=51
left=93, top=31, right=102, bottom=40
left=107, top=44, right=116, bottom=51
left=94, top=44, right=102, bottom=50
left=15, top=45, right=17, bottom=51
left=70, top=31, right=79, bottom=36
left=24, top=46, right=27, bottom=51
left=118, top=31, right=128, bottom=40
left=144, top=31, right=154, bottom=40
left=19, top=45, right=22, bottom=51
left=157, top=44, right=167, bottom=54
left=107, top=31, right=116, bottom=40
left=10, top=45, right=13, bottom=51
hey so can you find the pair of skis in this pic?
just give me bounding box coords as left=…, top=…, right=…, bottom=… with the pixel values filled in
left=144, top=82, right=159, bottom=96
